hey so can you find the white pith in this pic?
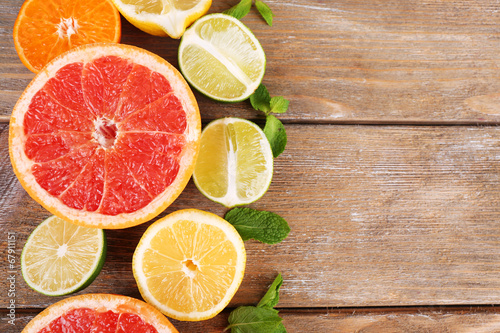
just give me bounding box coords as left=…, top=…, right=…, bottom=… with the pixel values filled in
left=9, top=43, right=201, bottom=228
left=133, top=209, right=246, bottom=321
left=21, top=294, right=177, bottom=333
left=178, top=13, right=266, bottom=102
left=193, top=118, right=274, bottom=208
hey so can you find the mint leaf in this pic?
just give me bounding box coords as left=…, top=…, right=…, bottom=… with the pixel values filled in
left=250, top=84, right=271, bottom=114
left=264, top=115, right=287, bottom=158
left=225, top=207, right=290, bottom=244
left=226, top=274, right=287, bottom=333
left=255, top=1, right=274, bottom=26
left=223, top=0, right=252, bottom=19
left=226, top=306, right=282, bottom=333
left=257, top=273, right=283, bottom=308
left=270, top=96, right=289, bottom=114
left=274, top=323, right=287, bottom=332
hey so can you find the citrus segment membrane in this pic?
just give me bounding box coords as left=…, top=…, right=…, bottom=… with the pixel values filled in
left=133, top=209, right=246, bottom=321
left=26, top=58, right=183, bottom=215
left=13, top=0, right=121, bottom=72
left=21, top=216, right=106, bottom=296
left=193, top=118, right=273, bottom=208
left=10, top=44, right=200, bottom=228
left=111, top=0, right=211, bottom=38
left=178, top=13, right=266, bottom=102
left=36, top=308, right=158, bottom=332
left=21, top=294, right=178, bottom=333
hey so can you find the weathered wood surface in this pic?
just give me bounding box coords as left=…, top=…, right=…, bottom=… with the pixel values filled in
left=2, top=0, right=500, bottom=123
left=2, top=0, right=500, bottom=332
left=4, top=307, right=500, bottom=332
left=2, top=122, right=500, bottom=327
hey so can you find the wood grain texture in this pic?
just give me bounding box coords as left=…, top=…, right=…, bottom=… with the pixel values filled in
left=2, top=0, right=500, bottom=331
left=2, top=123, right=500, bottom=310
left=4, top=307, right=500, bottom=333
left=1, top=0, right=500, bottom=123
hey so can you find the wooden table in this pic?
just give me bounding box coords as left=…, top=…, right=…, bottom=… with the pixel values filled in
left=2, top=0, right=500, bottom=331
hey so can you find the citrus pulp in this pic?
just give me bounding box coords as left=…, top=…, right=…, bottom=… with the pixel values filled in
left=22, top=293, right=178, bottom=332
left=133, top=209, right=246, bottom=321
left=178, top=13, right=266, bottom=102
left=193, top=117, right=273, bottom=208
left=13, top=0, right=121, bottom=73
left=111, top=0, right=211, bottom=39
left=21, top=215, right=106, bottom=296
left=9, top=43, right=201, bottom=229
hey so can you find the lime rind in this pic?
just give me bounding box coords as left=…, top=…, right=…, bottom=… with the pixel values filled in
left=193, top=117, right=273, bottom=208
left=21, top=215, right=106, bottom=297
left=178, top=13, right=266, bottom=102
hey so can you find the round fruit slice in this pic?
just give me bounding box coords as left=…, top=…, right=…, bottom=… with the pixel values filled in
left=133, top=209, right=246, bottom=321
left=22, top=293, right=178, bottom=333
left=111, top=0, right=211, bottom=39
left=21, top=215, right=106, bottom=296
left=13, top=0, right=121, bottom=73
left=9, top=43, right=201, bottom=229
left=193, top=117, right=273, bottom=208
left=178, top=13, right=266, bottom=102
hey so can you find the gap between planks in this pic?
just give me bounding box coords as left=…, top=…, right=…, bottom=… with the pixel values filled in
left=1, top=114, right=500, bottom=126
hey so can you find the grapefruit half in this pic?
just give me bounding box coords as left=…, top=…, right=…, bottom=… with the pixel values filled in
left=21, top=293, right=178, bottom=332
left=9, top=43, right=201, bottom=229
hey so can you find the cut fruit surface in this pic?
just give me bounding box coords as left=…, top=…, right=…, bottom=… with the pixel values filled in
left=21, top=293, right=178, bottom=333
left=111, top=0, right=211, bottom=38
left=193, top=118, right=273, bottom=208
left=21, top=215, right=106, bottom=296
left=9, top=43, right=201, bottom=229
left=178, top=13, right=266, bottom=102
left=133, top=209, right=246, bottom=321
left=13, top=0, right=121, bottom=73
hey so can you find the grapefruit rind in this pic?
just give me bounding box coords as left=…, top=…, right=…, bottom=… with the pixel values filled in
left=21, top=293, right=178, bottom=333
left=21, top=216, right=107, bottom=296
left=132, top=209, right=246, bottom=321
left=9, top=43, right=201, bottom=229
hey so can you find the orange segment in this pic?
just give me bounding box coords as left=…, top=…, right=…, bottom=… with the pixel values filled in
left=9, top=43, right=201, bottom=229
left=13, top=0, right=121, bottom=73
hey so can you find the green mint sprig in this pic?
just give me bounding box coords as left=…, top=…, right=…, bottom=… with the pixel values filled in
left=224, top=0, right=275, bottom=26
left=225, top=207, right=290, bottom=244
left=225, top=274, right=286, bottom=332
left=255, top=1, right=274, bottom=26
left=223, top=0, right=252, bottom=19
left=250, top=84, right=289, bottom=158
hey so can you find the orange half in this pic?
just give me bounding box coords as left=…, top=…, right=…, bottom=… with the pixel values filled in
left=9, top=43, right=201, bottom=229
left=13, top=0, right=121, bottom=73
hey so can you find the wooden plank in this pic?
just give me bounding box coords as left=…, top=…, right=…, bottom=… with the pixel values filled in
left=1, top=0, right=500, bottom=123
left=2, top=124, right=500, bottom=309
left=4, top=307, right=500, bottom=332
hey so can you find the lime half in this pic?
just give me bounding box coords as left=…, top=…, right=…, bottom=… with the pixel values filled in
left=178, top=13, right=266, bottom=102
left=21, top=216, right=106, bottom=296
left=193, top=117, right=273, bottom=207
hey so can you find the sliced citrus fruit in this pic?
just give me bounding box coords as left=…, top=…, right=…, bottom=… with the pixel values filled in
left=133, top=209, right=246, bottom=321
left=111, top=0, right=211, bottom=39
left=193, top=117, right=273, bottom=208
left=9, top=43, right=201, bottom=229
left=178, top=13, right=266, bottom=102
left=22, top=293, right=178, bottom=332
left=13, top=0, right=121, bottom=73
left=21, top=215, right=106, bottom=296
